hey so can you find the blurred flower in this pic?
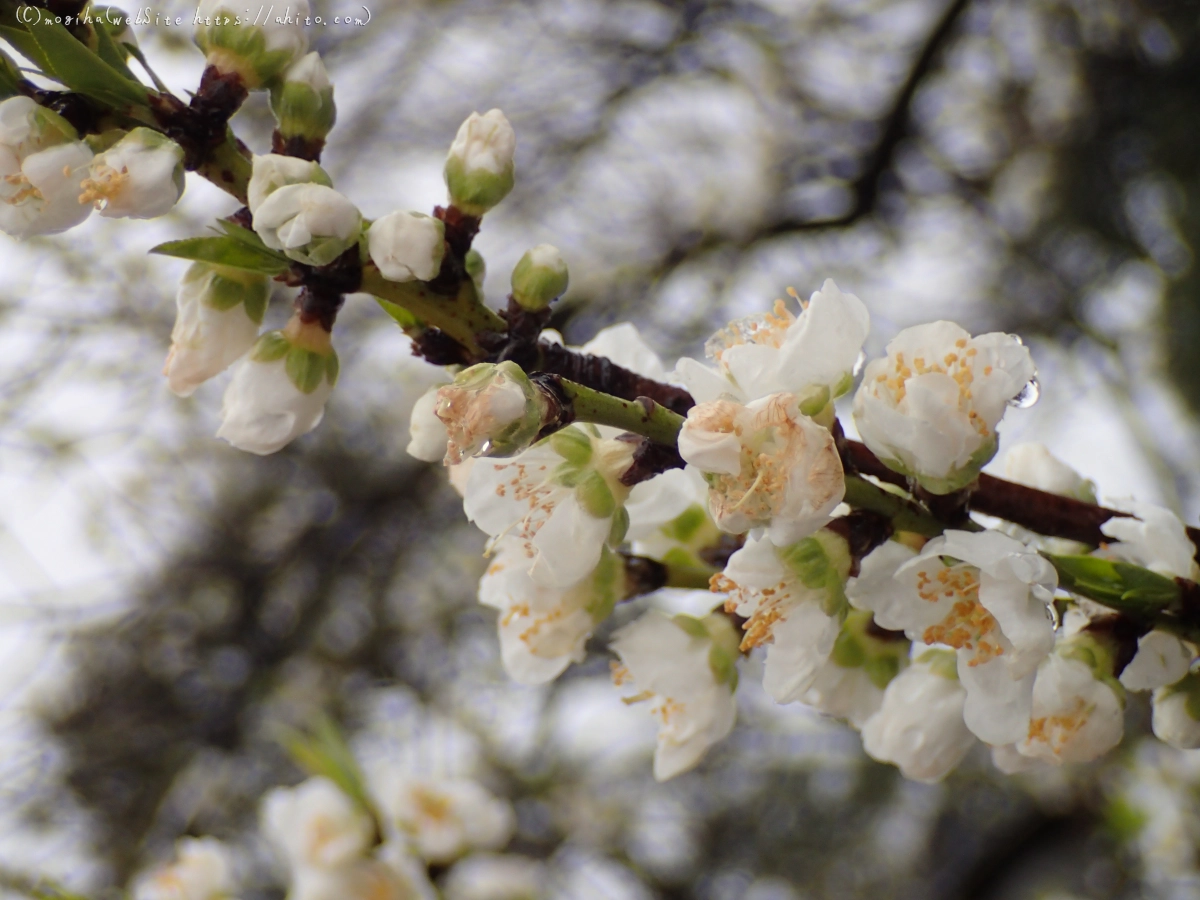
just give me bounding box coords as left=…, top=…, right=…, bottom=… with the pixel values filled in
left=253, top=183, right=362, bottom=267
left=442, top=853, right=544, bottom=900
left=854, top=322, right=1036, bottom=494
left=368, top=211, right=445, bottom=283
left=1099, top=500, right=1200, bottom=580
left=132, top=837, right=235, bottom=900
left=444, top=109, right=515, bottom=216
left=164, top=262, right=269, bottom=397
left=217, top=317, right=338, bottom=454
left=1120, top=630, right=1193, bottom=692
left=610, top=610, right=739, bottom=781
left=289, top=856, right=433, bottom=900
left=1003, top=442, right=1095, bottom=502
left=714, top=531, right=850, bottom=704
left=677, top=279, right=869, bottom=416
left=261, top=776, right=374, bottom=871
left=861, top=647, right=975, bottom=783
left=375, top=773, right=514, bottom=864
left=678, top=393, right=843, bottom=544
left=79, top=128, right=185, bottom=219
left=407, top=384, right=451, bottom=462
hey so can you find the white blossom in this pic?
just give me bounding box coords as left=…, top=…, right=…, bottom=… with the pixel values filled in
left=861, top=648, right=976, bottom=783
left=463, top=426, right=635, bottom=587
left=678, top=392, right=844, bottom=545
left=79, top=128, right=185, bottom=219
left=1152, top=675, right=1200, bottom=749
left=1016, top=647, right=1124, bottom=764
left=853, top=321, right=1036, bottom=493
left=374, top=773, right=514, bottom=864
left=480, top=539, right=622, bottom=685
left=253, top=182, right=362, bottom=267
left=260, top=776, right=374, bottom=872
left=676, top=279, right=869, bottom=412
left=0, top=139, right=92, bottom=239
left=217, top=320, right=338, bottom=455
left=713, top=531, right=850, bottom=704
left=368, top=211, right=445, bottom=283
left=0, top=96, right=78, bottom=160
left=860, top=530, right=1057, bottom=745
left=436, top=362, right=543, bottom=465
left=444, top=109, right=516, bottom=216
left=1100, top=500, right=1200, bottom=580
left=133, top=837, right=235, bottom=900
left=610, top=610, right=739, bottom=781
left=407, top=385, right=450, bottom=462
left=1120, top=630, right=1193, bottom=691
left=580, top=322, right=670, bottom=383
left=247, top=154, right=331, bottom=215
left=442, top=854, right=544, bottom=900
left=1003, top=442, right=1095, bottom=501
left=164, top=263, right=269, bottom=397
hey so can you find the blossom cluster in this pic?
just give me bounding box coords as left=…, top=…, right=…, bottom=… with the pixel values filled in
left=412, top=276, right=1199, bottom=784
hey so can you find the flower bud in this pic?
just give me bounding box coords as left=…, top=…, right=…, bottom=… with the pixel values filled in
left=1152, top=673, right=1200, bottom=749
left=269, top=51, right=335, bottom=142
left=194, top=0, right=309, bottom=88
left=464, top=249, right=486, bottom=296
left=435, top=361, right=543, bottom=465
left=79, top=127, right=185, bottom=219
left=247, top=153, right=331, bottom=215
left=164, top=262, right=270, bottom=397
left=510, top=243, right=568, bottom=310
left=216, top=314, right=338, bottom=454
left=367, top=210, right=445, bottom=283
left=252, top=182, right=362, bottom=267
left=444, top=109, right=515, bottom=216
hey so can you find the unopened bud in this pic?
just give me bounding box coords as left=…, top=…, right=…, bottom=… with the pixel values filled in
left=367, top=210, right=445, bottom=282
left=194, top=0, right=309, bottom=88
left=511, top=243, right=568, bottom=310
left=252, top=182, right=362, bottom=267
left=247, top=153, right=331, bottom=215
left=435, top=361, right=543, bottom=465
left=465, top=249, right=486, bottom=296
left=444, top=109, right=515, bottom=217
left=269, top=51, right=335, bottom=142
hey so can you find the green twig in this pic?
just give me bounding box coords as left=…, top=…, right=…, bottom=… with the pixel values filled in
left=558, top=379, right=685, bottom=446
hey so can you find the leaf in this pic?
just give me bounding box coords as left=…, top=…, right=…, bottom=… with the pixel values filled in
left=90, top=18, right=136, bottom=81
left=25, top=19, right=147, bottom=107
left=0, top=24, right=56, bottom=75
left=151, top=236, right=291, bottom=275
left=374, top=296, right=422, bottom=331
left=278, top=715, right=380, bottom=824
left=216, top=218, right=271, bottom=247
left=1047, top=553, right=1180, bottom=613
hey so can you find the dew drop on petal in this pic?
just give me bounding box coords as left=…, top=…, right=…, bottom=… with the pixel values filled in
left=853, top=349, right=866, bottom=377
left=1047, top=601, right=1061, bottom=630
left=1008, top=376, right=1040, bottom=408
left=478, top=439, right=494, bottom=456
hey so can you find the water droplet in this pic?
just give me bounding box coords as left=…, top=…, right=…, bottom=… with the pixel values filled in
left=478, top=439, right=494, bottom=456
left=1047, top=601, right=1062, bottom=631
left=1008, top=375, right=1040, bottom=408
left=852, top=350, right=866, bottom=377
left=1012, top=334, right=1024, bottom=346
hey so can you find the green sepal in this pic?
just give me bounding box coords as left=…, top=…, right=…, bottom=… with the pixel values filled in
left=250, top=330, right=290, bottom=363
left=585, top=548, right=622, bottom=622
left=576, top=471, right=616, bottom=519
left=325, top=349, right=339, bottom=387
left=286, top=346, right=329, bottom=394
left=151, top=235, right=291, bottom=275
left=796, top=384, right=831, bottom=418
left=550, top=426, right=593, bottom=466
left=915, top=647, right=959, bottom=680
left=24, top=18, right=148, bottom=107
left=608, top=506, right=630, bottom=546
left=374, top=296, right=422, bottom=331
left=777, top=530, right=851, bottom=618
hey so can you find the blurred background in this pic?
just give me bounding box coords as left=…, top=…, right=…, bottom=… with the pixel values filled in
left=1, top=0, right=1199, bottom=897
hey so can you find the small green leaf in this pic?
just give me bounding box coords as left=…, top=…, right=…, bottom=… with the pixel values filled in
left=278, top=714, right=380, bottom=825
left=374, top=296, right=422, bottom=330
left=0, top=25, right=56, bottom=76
left=216, top=218, right=273, bottom=250
left=151, top=236, right=291, bottom=275
left=90, top=16, right=136, bottom=80
left=286, top=347, right=328, bottom=394
left=672, top=614, right=710, bottom=640
left=25, top=18, right=148, bottom=107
